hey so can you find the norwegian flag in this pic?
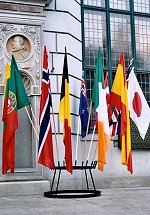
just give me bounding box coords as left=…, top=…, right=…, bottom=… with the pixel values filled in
left=38, top=46, right=54, bottom=169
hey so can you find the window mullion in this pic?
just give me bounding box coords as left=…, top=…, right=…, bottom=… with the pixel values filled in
left=105, top=0, right=112, bottom=87
left=130, top=0, right=137, bottom=72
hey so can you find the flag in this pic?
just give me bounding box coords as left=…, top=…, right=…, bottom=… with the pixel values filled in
left=109, top=52, right=133, bottom=174
left=2, top=56, right=30, bottom=175
left=79, top=71, right=90, bottom=138
left=59, top=47, right=72, bottom=173
left=104, top=72, right=120, bottom=137
left=104, top=72, right=111, bottom=121
left=104, top=72, right=121, bottom=137
left=109, top=109, right=121, bottom=136
left=38, top=46, right=55, bottom=169
left=128, top=67, right=150, bottom=139
left=126, top=58, right=134, bottom=81
left=91, top=48, right=110, bottom=171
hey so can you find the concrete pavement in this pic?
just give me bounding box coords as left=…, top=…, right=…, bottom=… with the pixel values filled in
left=0, top=187, right=150, bottom=215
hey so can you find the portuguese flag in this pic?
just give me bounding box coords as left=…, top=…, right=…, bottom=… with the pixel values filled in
left=2, top=55, right=30, bottom=175
left=59, top=47, right=72, bottom=173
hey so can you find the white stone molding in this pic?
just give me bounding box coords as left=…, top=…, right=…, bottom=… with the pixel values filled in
left=0, top=10, right=45, bottom=26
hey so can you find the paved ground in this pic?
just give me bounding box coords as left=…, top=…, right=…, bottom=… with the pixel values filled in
left=0, top=187, right=150, bottom=215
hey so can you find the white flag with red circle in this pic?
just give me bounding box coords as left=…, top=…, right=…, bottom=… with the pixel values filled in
left=128, top=68, right=150, bottom=140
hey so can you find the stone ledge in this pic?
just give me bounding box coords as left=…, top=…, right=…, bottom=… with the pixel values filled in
left=93, top=176, right=150, bottom=189
left=0, top=180, right=50, bottom=197
left=48, top=176, right=150, bottom=191
left=0, top=2, right=43, bottom=13
left=0, top=1, right=48, bottom=7
left=1, top=176, right=150, bottom=197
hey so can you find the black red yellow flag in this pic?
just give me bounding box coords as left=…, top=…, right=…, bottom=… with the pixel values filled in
left=59, top=47, right=72, bottom=173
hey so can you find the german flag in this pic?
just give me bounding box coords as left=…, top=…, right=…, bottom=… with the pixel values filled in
left=109, top=52, right=133, bottom=174
left=59, top=47, right=72, bottom=173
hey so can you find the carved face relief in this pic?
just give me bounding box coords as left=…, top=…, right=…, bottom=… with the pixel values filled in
left=6, top=35, right=31, bottom=61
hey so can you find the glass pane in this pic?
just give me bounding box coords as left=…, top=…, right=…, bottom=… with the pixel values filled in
left=84, top=10, right=107, bottom=67
left=83, top=0, right=105, bottom=7
left=109, top=0, right=130, bottom=10
left=85, top=70, right=94, bottom=101
left=134, top=0, right=150, bottom=13
left=110, top=13, right=132, bottom=68
left=135, top=17, right=150, bottom=71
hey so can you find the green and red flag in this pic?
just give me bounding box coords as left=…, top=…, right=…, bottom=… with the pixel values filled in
left=2, top=55, right=30, bottom=175
left=91, top=48, right=110, bottom=171
left=59, top=47, right=72, bottom=173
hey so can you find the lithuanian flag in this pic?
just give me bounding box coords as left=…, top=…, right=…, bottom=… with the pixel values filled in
left=109, top=52, right=133, bottom=174
left=2, top=56, right=30, bottom=175
left=59, top=47, right=72, bottom=173
left=91, top=48, right=110, bottom=171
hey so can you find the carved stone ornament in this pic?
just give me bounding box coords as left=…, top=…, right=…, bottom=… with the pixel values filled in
left=0, top=23, right=42, bottom=95
left=6, top=34, right=31, bottom=61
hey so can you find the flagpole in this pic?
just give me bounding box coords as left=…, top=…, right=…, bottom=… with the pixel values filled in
left=86, top=125, right=96, bottom=162
left=51, top=106, right=60, bottom=162
left=92, top=143, right=97, bottom=161
left=25, top=106, right=39, bottom=140
left=75, top=116, right=80, bottom=163
left=29, top=104, right=39, bottom=133
left=82, top=101, right=92, bottom=162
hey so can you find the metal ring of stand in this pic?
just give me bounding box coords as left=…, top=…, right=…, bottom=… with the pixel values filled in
left=44, top=161, right=101, bottom=198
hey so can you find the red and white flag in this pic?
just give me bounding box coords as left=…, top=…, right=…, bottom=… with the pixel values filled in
left=128, top=68, right=150, bottom=140
left=104, top=72, right=111, bottom=121
left=104, top=72, right=120, bottom=137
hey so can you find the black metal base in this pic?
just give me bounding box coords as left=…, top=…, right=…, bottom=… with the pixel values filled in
left=44, top=161, right=100, bottom=199
left=44, top=189, right=101, bottom=198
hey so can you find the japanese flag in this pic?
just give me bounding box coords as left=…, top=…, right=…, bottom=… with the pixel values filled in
left=128, top=68, right=150, bottom=139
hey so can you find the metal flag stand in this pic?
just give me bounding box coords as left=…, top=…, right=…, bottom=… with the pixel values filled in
left=44, top=161, right=101, bottom=198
